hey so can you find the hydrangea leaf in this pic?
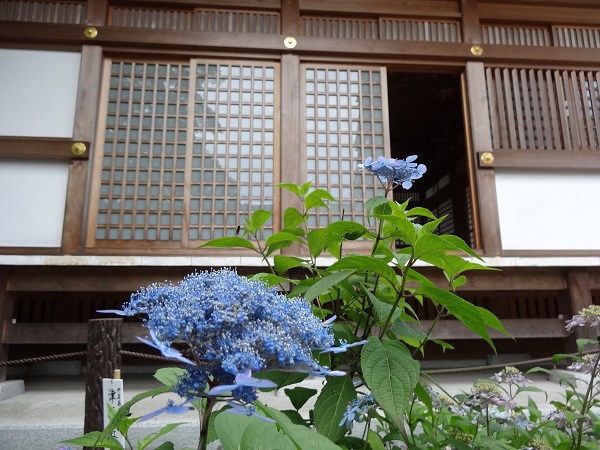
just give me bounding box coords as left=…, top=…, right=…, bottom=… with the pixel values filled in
left=367, top=430, right=386, bottom=450
left=361, top=337, right=419, bottom=428
left=197, top=237, right=256, bottom=251
left=273, top=255, right=306, bottom=275
left=304, top=269, right=355, bottom=302
left=313, top=375, right=357, bottom=443
left=283, top=206, right=305, bottom=229
left=265, top=231, right=304, bottom=256
left=325, top=221, right=369, bottom=241
left=417, top=285, right=496, bottom=351
left=153, top=367, right=187, bottom=388
left=240, top=420, right=295, bottom=450
left=260, top=404, right=343, bottom=449
left=138, top=423, right=184, bottom=450
left=214, top=411, right=256, bottom=450
left=284, top=386, right=318, bottom=411
left=305, top=188, right=336, bottom=211
left=362, top=285, right=402, bottom=328
left=328, top=256, right=398, bottom=289
left=247, top=210, right=273, bottom=234
left=253, top=370, right=308, bottom=389
left=59, top=431, right=124, bottom=450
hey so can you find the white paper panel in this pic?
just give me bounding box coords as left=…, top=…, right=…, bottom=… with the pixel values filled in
left=495, top=170, right=600, bottom=250
left=0, top=160, right=69, bottom=247
left=0, top=49, right=81, bottom=137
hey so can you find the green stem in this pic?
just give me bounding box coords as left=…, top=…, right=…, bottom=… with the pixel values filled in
left=379, top=257, right=414, bottom=339
left=411, top=306, right=446, bottom=358
left=197, top=397, right=216, bottom=450
left=574, top=352, right=600, bottom=449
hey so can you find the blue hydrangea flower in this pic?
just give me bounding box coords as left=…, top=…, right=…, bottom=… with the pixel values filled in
left=103, top=269, right=336, bottom=407
left=358, top=155, right=426, bottom=191
left=340, top=394, right=378, bottom=430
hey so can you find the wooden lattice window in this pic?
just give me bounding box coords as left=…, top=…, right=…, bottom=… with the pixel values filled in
left=301, top=16, right=379, bottom=39
left=302, top=65, right=389, bottom=229
left=0, top=0, right=85, bottom=24
left=379, top=18, right=461, bottom=42
left=486, top=67, right=600, bottom=151
left=481, top=24, right=551, bottom=47
left=88, top=59, right=279, bottom=248
left=108, top=6, right=280, bottom=33
left=553, top=26, right=600, bottom=49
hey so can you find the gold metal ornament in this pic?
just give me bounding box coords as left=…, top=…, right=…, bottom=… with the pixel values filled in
left=84, top=26, right=98, bottom=39
left=480, top=152, right=494, bottom=165
left=284, top=36, right=297, bottom=49
left=470, top=44, right=483, bottom=56
left=71, top=142, right=87, bottom=156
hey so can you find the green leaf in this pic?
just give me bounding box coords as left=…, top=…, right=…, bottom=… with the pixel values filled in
left=265, top=231, right=304, bottom=256
left=259, top=405, right=343, bottom=449
left=253, top=370, right=308, bottom=389
left=283, top=207, right=306, bottom=229
left=59, top=432, right=124, bottom=450
left=138, top=423, right=185, bottom=450
left=277, top=183, right=304, bottom=198
left=577, top=338, right=599, bottom=353
left=206, top=409, right=224, bottom=445
left=476, top=306, right=511, bottom=339
left=325, top=221, right=369, bottom=241
left=240, top=420, right=296, bottom=450
left=281, top=409, right=308, bottom=425
left=305, top=188, right=336, bottom=210
left=307, top=228, right=330, bottom=259
left=451, top=275, right=467, bottom=290
left=377, top=214, right=418, bottom=246
left=367, top=430, right=386, bottom=450
left=328, top=256, right=398, bottom=290
left=363, top=285, right=402, bottom=329
left=314, top=376, right=357, bottom=443
left=198, top=236, right=256, bottom=251
left=154, top=367, right=187, bottom=388
left=273, top=255, right=307, bottom=275
left=250, top=272, right=294, bottom=287
left=405, top=206, right=437, bottom=220
left=247, top=210, right=273, bottom=234
left=361, top=337, right=419, bottom=428
left=285, top=386, right=318, bottom=411
left=364, top=196, right=390, bottom=220
left=438, top=234, right=483, bottom=261
left=305, top=269, right=355, bottom=302
left=214, top=411, right=257, bottom=450
left=152, top=442, right=175, bottom=450
left=417, top=285, right=496, bottom=351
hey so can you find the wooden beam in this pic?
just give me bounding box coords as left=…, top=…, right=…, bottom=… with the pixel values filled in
left=0, top=138, right=89, bottom=161
left=86, top=0, right=108, bottom=25
left=416, top=318, right=570, bottom=339
left=3, top=22, right=600, bottom=67
left=479, top=3, right=600, bottom=25
left=3, top=322, right=146, bottom=344
left=478, top=149, right=600, bottom=171
left=465, top=62, right=502, bottom=255
left=300, top=0, right=461, bottom=17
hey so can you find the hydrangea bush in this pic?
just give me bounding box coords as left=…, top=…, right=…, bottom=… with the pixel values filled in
left=63, top=155, right=600, bottom=450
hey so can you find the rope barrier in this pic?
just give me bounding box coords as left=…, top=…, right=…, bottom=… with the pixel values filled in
left=1, top=349, right=597, bottom=373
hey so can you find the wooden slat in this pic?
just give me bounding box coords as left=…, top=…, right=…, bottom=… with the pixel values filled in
left=511, top=68, right=525, bottom=149
left=502, top=68, right=517, bottom=147
left=478, top=149, right=600, bottom=170
left=2, top=322, right=146, bottom=344
left=536, top=69, right=553, bottom=149
left=544, top=69, right=562, bottom=148
left=416, top=318, right=570, bottom=339
left=0, top=138, right=89, bottom=160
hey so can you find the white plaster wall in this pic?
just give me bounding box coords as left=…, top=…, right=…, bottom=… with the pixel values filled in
left=0, top=160, right=70, bottom=247
left=495, top=170, right=600, bottom=250
left=0, top=49, right=81, bottom=137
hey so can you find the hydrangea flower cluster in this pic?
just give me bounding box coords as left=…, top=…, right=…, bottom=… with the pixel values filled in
left=357, top=155, right=427, bottom=191
left=565, top=304, right=600, bottom=331
left=490, top=366, right=532, bottom=386
left=339, top=393, right=377, bottom=430
left=567, top=353, right=600, bottom=376
left=464, top=382, right=516, bottom=412
left=102, top=269, right=340, bottom=407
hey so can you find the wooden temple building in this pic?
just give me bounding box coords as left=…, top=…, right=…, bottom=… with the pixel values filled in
left=1, top=0, right=600, bottom=378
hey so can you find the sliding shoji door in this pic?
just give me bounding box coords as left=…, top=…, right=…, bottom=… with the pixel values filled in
left=88, top=58, right=279, bottom=250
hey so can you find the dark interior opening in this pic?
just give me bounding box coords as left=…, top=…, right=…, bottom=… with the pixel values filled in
left=387, top=71, right=475, bottom=248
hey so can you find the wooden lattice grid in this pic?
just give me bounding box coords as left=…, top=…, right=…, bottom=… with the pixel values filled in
left=302, top=65, right=389, bottom=229
left=89, top=58, right=279, bottom=247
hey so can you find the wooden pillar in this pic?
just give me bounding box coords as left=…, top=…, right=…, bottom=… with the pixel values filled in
left=62, top=45, right=103, bottom=254
left=460, top=0, right=481, bottom=44
left=566, top=270, right=597, bottom=351
left=84, top=318, right=122, bottom=441
left=86, top=0, right=108, bottom=25
left=464, top=62, right=502, bottom=255
left=0, top=270, right=15, bottom=382
left=281, top=0, right=300, bottom=37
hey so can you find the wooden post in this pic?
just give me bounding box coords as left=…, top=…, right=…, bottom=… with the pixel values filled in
left=84, top=318, right=122, bottom=444
left=0, top=270, right=15, bottom=382
left=566, top=270, right=597, bottom=352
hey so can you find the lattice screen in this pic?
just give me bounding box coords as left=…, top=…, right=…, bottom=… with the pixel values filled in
left=380, top=18, right=461, bottom=42
left=0, top=0, right=85, bottom=23
left=481, top=24, right=550, bottom=46
left=553, top=26, right=600, bottom=49
left=108, top=6, right=280, bottom=33
left=303, top=66, right=389, bottom=228
left=90, top=59, right=278, bottom=247
left=486, top=67, right=600, bottom=150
